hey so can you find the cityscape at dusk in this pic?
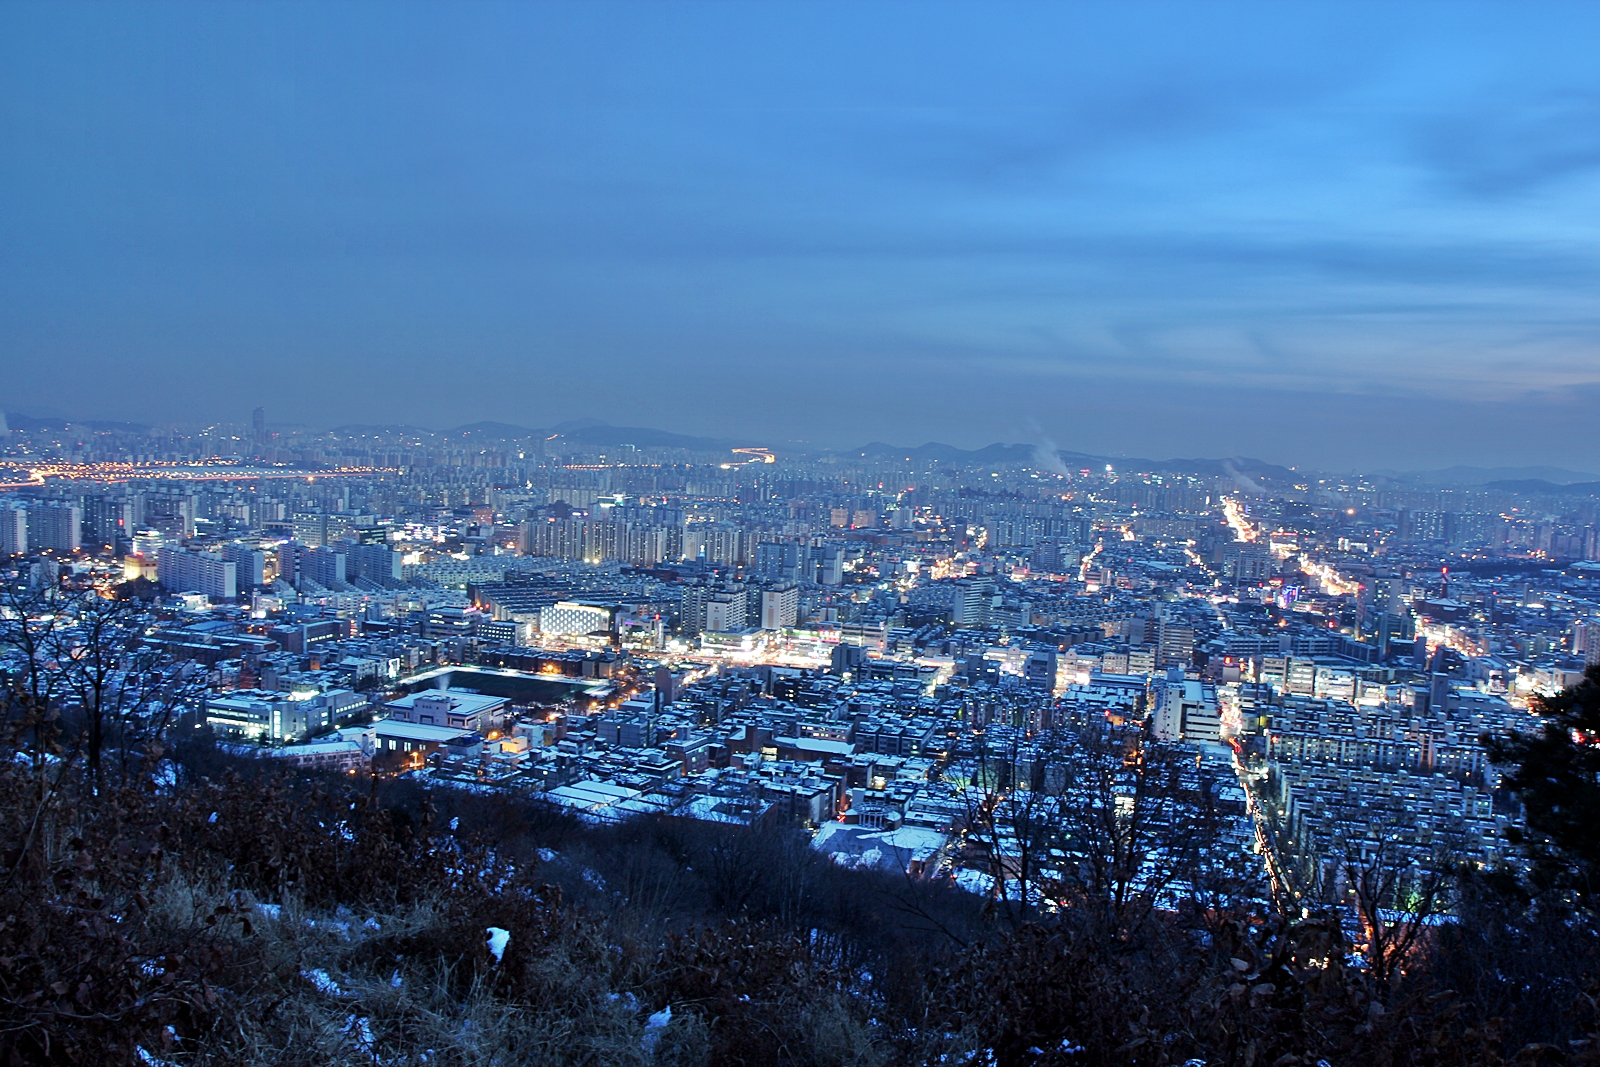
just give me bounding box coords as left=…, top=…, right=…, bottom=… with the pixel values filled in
left=4, top=5, right=1600, bottom=1066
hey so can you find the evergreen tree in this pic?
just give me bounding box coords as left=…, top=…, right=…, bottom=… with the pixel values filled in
left=1486, top=663, right=1600, bottom=907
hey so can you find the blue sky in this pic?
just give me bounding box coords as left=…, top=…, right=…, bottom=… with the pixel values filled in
left=3, top=2, right=1600, bottom=470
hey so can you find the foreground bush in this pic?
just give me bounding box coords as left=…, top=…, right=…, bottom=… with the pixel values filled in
left=3, top=752, right=1598, bottom=1066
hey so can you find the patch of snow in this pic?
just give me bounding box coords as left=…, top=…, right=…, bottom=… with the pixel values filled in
left=581, top=868, right=606, bottom=891
left=952, top=868, right=995, bottom=896
left=150, top=761, right=178, bottom=792
left=255, top=903, right=282, bottom=921
left=301, top=968, right=344, bottom=996
left=343, top=1014, right=376, bottom=1057
left=485, top=926, right=510, bottom=962
left=642, top=1005, right=672, bottom=1055
left=449, top=817, right=459, bottom=831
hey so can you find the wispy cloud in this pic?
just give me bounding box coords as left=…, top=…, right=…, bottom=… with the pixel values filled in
left=1415, top=91, right=1600, bottom=198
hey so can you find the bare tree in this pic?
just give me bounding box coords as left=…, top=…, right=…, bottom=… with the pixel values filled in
left=956, top=718, right=1259, bottom=939
left=1338, top=831, right=1459, bottom=995
left=37, top=586, right=201, bottom=786
left=0, top=581, right=77, bottom=889
left=48, top=591, right=139, bottom=789
left=952, top=726, right=1060, bottom=921
left=0, top=582, right=69, bottom=763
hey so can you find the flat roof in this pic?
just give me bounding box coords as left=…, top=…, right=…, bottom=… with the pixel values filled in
left=1086, top=673, right=1150, bottom=687
left=279, top=740, right=363, bottom=755
left=397, top=665, right=609, bottom=699
left=773, top=735, right=856, bottom=757
left=545, top=779, right=642, bottom=811
left=371, top=717, right=476, bottom=743
left=386, top=688, right=507, bottom=717
left=206, top=689, right=285, bottom=707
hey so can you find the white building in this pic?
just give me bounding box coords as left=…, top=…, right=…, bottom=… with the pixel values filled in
left=1154, top=678, right=1220, bottom=744
left=383, top=688, right=508, bottom=733
left=761, top=584, right=800, bottom=630
left=539, top=600, right=615, bottom=637
left=204, top=687, right=366, bottom=742
left=157, top=546, right=237, bottom=600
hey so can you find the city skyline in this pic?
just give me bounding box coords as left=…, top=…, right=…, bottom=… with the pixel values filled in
left=5, top=4, right=1600, bottom=470
left=4, top=406, right=1599, bottom=485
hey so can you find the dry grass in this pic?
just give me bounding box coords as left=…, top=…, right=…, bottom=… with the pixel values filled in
left=6, top=756, right=1598, bottom=1066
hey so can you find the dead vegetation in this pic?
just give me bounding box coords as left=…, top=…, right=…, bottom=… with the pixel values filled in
left=4, top=681, right=1600, bottom=1067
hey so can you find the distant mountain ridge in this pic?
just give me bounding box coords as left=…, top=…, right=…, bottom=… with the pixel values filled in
left=1483, top=479, right=1600, bottom=496
left=838, top=440, right=1303, bottom=484
left=447, top=421, right=544, bottom=438
left=6, top=411, right=1594, bottom=487
left=1375, top=464, right=1600, bottom=486
left=844, top=441, right=1038, bottom=464
left=6, top=412, right=150, bottom=433
left=326, top=423, right=437, bottom=437
left=446, top=420, right=769, bottom=452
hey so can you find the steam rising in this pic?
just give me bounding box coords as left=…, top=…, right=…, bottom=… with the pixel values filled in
left=1029, top=424, right=1072, bottom=476
left=1223, top=459, right=1264, bottom=495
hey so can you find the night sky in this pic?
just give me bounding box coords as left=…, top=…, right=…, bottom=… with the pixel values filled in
left=4, top=3, right=1600, bottom=471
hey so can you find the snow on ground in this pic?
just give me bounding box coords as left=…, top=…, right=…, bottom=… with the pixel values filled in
left=485, top=926, right=510, bottom=962
left=301, top=968, right=344, bottom=996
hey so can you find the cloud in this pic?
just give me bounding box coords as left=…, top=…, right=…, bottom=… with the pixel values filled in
left=1416, top=92, right=1600, bottom=198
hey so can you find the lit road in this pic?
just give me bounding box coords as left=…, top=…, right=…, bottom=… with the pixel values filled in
left=1236, top=760, right=1296, bottom=912
left=1220, top=497, right=1258, bottom=543
left=0, top=461, right=401, bottom=487
left=1297, top=554, right=1361, bottom=597
left=719, top=447, right=776, bottom=469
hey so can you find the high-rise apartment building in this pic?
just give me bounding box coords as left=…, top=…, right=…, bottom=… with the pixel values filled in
left=82, top=495, right=136, bottom=548
left=760, top=584, right=799, bottom=630
left=0, top=505, right=25, bottom=557
left=300, top=545, right=346, bottom=589
left=753, top=540, right=803, bottom=581
left=681, top=582, right=749, bottom=635
left=29, top=503, right=81, bottom=553
left=704, top=590, right=747, bottom=633
left=157, top=546, right=237, bottom=600
left=345, top=540, right=402, bottom=584
left=277, top=541, right=346, bottom=590
left=219, top=542, right=267, bottom=588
